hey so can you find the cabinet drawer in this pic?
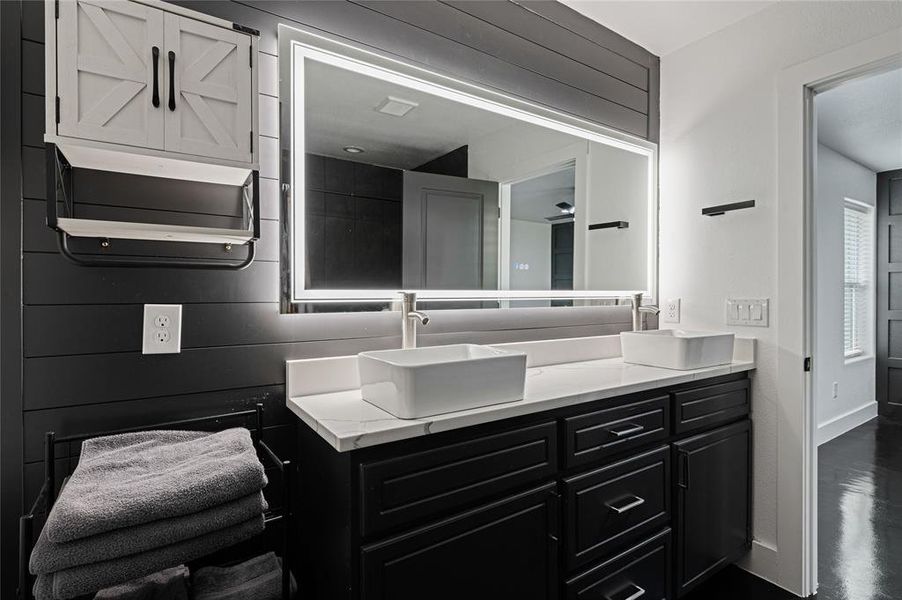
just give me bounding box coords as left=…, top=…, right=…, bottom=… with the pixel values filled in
left=359, top=421, right=557, bottom=537
left=565, top=529, right=671, bottom=600
left=672, top=378, right=749, bottom=434
left=564, top=396, right=669, bottom=468
left=563, top=446, right=670, bottom=571
left=361, top=483, right=559, bottom=600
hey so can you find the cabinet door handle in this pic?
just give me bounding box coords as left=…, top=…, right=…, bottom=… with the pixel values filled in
left=605, top=495, right=645, bottom=514
left=168, top=50, right=176, bottom=111
left=151, top=46, right=160, bottom=108
left=678, top=451, right=690, bottom=489
left=606, top=423, right=644, bottom=437
left=604, top=583, right=646, bottom=600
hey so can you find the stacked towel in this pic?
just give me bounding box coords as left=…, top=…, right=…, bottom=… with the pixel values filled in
left=192, top=552, right=295, bottom=600
left=30, top=428, right=268, bottom=600
left=92, top=565, right=190, bottom=600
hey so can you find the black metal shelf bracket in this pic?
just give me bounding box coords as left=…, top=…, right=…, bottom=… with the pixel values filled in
left=589, top=221, right=629, bottom=230
left=45, top=143, right=260, bottom=270
left=18, top=404, right=294, bottom=600
left=702, top=200, right=756, bottom=216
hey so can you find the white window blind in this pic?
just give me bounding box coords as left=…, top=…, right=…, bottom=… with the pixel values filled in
left=844, top=200, right=873, bottom=358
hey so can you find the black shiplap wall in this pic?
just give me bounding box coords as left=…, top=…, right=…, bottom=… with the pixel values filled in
left=0, top=1, right=659, bottom=592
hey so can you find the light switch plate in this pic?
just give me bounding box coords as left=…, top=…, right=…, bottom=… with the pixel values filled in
left=725, top=298, right=769, bottom=327
left=142, top=304, right=182, bottom=354
left=663, top=298, right=680, bottom=323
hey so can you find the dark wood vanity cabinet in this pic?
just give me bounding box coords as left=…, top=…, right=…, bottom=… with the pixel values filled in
left=296, top=372, right=752, bottom=600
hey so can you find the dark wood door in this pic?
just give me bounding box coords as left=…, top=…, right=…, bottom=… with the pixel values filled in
left=672, top=421, right=750, bottom=597
left=360, top=483, right=559, bottom=600
left=876, top=169, right=902, bottom=418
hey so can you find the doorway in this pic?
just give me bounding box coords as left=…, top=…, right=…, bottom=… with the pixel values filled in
left=812, top=66, right=902, bottom=599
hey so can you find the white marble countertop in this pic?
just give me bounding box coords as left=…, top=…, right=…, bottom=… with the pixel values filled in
left=287, top=335, right=755, bottom=452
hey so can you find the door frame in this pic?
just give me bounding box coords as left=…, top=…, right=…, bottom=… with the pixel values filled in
left=499, top=158, right=581, bottom=294
left=776, top=27, right=902, bottom=597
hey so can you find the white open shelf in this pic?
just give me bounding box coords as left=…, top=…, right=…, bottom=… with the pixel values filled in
left=49, top=137, right=255, bottom=186
left=57, top=218, right=254, bottom=245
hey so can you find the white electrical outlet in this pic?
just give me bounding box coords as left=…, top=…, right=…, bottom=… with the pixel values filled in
left=143, top=304, right=182, bottom=354
left=663, top=298, right=681, bottom=323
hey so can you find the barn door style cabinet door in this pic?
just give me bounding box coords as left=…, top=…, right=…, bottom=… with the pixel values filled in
left=48, top=0, right=258, bottom=172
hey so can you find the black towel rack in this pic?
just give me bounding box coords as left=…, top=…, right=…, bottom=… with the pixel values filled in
left=18, top=404, right=294, bottom=600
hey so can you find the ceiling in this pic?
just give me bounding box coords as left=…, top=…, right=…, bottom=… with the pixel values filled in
left=510, top=166, right=576, bottom=223
left=561, top=1, right=774, bottom=56
left=306, top=59, right=531, bottom=169
left=816, top=68, right=902, bottom=173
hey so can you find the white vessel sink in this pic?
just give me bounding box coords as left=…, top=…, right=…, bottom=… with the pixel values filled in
left=620, top=330, right=735, bottom=370
left=358, top=344, right=527, bottom=419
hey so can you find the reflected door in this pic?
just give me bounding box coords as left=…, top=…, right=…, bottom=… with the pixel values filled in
left=877, top=168, right=902, bottom=418
left=402, top=171, right=498, bottom=290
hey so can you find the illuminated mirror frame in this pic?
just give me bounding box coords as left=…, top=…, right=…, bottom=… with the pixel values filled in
left=280, top=25, right=658, bottom=304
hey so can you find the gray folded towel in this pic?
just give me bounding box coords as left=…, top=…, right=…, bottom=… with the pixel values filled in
left=92, top=565, right=189, bottom=600
left=31, top=492, right=267, bottom=575
left=33, top=515, right=265, bottom=600
left=192, top=552, right=293, bottom=600
left=43, top=428, right=266, bottom=543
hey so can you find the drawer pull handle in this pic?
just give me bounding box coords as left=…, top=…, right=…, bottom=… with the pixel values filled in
left=605, top=583, right=646, bottom=600
left=605, top=495, right=645, bottom=514
left=606, top=423, right=644, bottom=437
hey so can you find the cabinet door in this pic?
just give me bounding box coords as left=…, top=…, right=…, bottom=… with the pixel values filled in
left=57, top=0, right=165, bottom=148
left=361, top=483, right=560, bottom=600
left=163, top=13, right=253, bottom=163
left=673, top=421, right=750, bottom=597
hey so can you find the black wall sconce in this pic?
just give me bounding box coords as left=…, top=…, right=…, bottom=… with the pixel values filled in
left=702, top=200, right=755, bottom=216
left=589, top=221, right=629, bottom=230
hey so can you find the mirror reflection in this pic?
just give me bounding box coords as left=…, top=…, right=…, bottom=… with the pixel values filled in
left=296, top=54, right=653, bottom=304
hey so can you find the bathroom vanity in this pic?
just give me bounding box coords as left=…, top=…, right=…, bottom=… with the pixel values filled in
left=288, top=341, right=754, bottom=600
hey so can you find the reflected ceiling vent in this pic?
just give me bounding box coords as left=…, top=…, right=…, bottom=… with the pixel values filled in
left=545, top=202, right=575, bottom=223
left=556, top=201, right=575, bottom=215
left=376, top=96, right=419, bottom=117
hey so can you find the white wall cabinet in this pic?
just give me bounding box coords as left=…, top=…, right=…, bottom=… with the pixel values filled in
left=48, top=0, right=258, bottom=176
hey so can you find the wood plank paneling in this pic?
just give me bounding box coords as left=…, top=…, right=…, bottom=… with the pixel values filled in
left=357, top=1, right=648, bottom=111
left=443, top=1, right=648, bottom=88
left=2, top=2, right=659, bottom=596
left=24, top=253, right=280, bottom=304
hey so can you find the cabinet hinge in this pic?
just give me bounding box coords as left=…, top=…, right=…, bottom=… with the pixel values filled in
left=249, top=131, right=253, bottom=153
left=804, top=356, right=812, bottom=372
left=55, top=97, right=60, bottom=124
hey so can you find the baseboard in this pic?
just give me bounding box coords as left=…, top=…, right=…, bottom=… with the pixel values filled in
left=817, top=401, right=878, bottom=445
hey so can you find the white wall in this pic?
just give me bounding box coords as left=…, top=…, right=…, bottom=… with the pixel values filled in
left=585, top=142, right=649, bottom=291
left=658, top=1, right=902, bottom=591
left=509, top=219, right=552, bottom=290
left=815, top=144, right=877, bottom=444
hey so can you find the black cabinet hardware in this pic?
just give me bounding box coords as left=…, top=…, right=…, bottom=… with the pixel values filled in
left=589, top=221, right=629, bottom=230
left=151, top=46, right=160, bottom=108
left=702, top=199, right=755, bottom=216
left=168, top=51, right=176, bottom=111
